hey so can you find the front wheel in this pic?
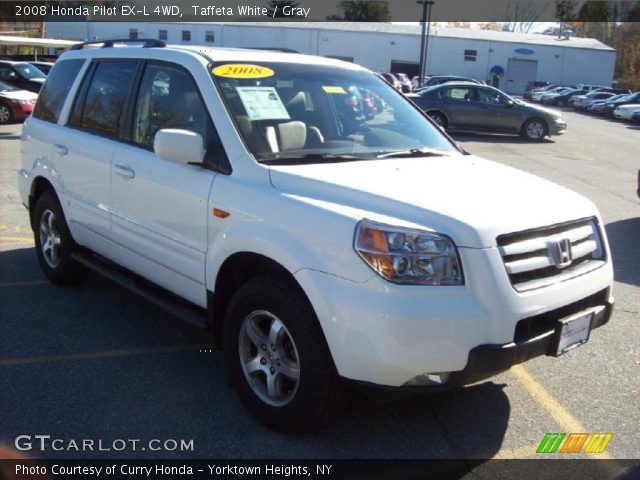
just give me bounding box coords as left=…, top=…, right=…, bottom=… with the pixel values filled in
left=521, top=118, right=548, bottom=141
left=224, top=276, right=345, bottom=433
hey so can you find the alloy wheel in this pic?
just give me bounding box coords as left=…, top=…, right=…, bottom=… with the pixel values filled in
left=238, top=310, right=300, bottom=407
left=39, top=209, right=62, bottom=268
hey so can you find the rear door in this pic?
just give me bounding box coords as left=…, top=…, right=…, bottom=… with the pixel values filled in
left=439, top=86, right=481, bottom=127
left=109, top=61, right=226, bottom=306
left=57, top=59, right=141, bottom=246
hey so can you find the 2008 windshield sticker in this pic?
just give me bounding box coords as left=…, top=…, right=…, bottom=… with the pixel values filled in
left=212, top=64, right=274, bottom=79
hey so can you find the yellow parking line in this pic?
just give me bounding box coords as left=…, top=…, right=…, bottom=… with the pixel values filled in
left=0, top=280, right=48, bottom=288
left=0, top=236, right=34, bottom=244
left=0, top=344, right=205, bottom=367
left=511, top=365, right=617, bottom=465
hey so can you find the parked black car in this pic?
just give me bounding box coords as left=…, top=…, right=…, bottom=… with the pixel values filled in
left=543, top=88, right=588, bottom=107
left=408, top=82, right=566, bottom=140
left=0, top=61, right=47, bottom=93
left=599, top=92, right=640, bottom=117
left=29, top=61, right=55, bottom=75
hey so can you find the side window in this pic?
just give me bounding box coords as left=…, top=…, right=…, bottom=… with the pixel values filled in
left=441, top=87, right=473, bottom=101
left=476, top=88, right=501, bottom=104
left=32, top=59, right=84, bottom=123
left=71, top=60, right=138, bottom=137
left=132, top=63, right=229, bottom=172
left=0, top=65, right=15, bottom=81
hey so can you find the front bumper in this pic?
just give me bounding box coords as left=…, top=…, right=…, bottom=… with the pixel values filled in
left=549, top=118, right=567, bottom=135
left=446, top=295, right=612, bottom=387
left=296, top=246, right=613, bottom=387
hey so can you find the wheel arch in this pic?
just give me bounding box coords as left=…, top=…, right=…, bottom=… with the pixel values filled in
left=426, top=109, right=450, bottom=127
left=29, top=176, right=56, bottom=230
left=521, top=116, right=549, bottom=138
left=210, top=252, right=315, bottom=350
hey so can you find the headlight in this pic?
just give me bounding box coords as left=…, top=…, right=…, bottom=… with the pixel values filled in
left=354, top=219, right=463, bottom=285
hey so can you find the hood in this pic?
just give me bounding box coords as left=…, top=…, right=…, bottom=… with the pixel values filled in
left=269, top=154, right=598, bottom=248
left=0, top=90, right=38, bottom=102
left=520, top=101, right=562, bottom=118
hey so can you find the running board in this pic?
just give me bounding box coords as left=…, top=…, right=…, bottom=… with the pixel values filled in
left=71, top=251, right=209, bottom=329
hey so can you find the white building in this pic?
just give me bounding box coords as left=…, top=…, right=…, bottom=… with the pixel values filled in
left=45, top=22, right=617, bottom=93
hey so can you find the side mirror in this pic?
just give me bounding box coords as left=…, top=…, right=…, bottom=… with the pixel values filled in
left=504, top=99, right=514, bottom=107
left=154, top=129, right=205, bottom=165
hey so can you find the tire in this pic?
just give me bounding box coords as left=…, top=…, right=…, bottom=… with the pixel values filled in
left=428, top=111, right=448, bottom=129
left=0, top=104, right=12, bottom=124
left=223, top=275, right=345, bottom=433
left=521, top=118, right=548, bottom=141
left=556, top=99, right=566, bottom=107
left=33, top=190, right=84, bottom=285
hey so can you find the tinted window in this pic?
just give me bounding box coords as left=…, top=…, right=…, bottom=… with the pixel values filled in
left=132, top=63, right=228, bottom=171
left=0, top=64, right=17, bottom=82
left=476, top=88, right=502, bottom=104
left=72, top=61, right=138, bottom=137
left=14, top=63, right=46, bottom=79
left=32, top=59, right=84, bottom=123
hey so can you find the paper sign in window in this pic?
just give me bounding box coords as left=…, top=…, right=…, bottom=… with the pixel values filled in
left=236, top=87, right=291, bottom=121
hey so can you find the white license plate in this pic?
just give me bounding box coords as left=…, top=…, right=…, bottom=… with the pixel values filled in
left=555, top=311, right=593, bottom=356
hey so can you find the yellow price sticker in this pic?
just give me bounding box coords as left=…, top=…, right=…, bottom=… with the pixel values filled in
left=212, top=64, right=275, bottom=79
left=322, top=86, right=347, bottom=94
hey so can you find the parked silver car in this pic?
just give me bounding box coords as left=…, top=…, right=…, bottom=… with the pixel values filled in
left=409, top=82, right=567, bottom=140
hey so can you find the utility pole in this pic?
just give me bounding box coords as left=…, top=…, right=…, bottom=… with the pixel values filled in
left=417, top=1, right=434, bottom=87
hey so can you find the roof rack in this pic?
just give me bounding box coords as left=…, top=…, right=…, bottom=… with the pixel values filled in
left=70, top=39, right=166, bottom=50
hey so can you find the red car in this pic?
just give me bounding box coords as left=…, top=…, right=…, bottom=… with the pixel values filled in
left=0, top=80, right=37, bottom=123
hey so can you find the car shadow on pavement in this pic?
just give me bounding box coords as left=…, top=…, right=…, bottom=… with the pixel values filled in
left=451, top=131, right=554, bottom=145
left=0, top=247, right=510, bottom=461
left=605, top=218, right=640, bottom=287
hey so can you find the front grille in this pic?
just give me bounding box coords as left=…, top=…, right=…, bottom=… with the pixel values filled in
left=497, top=218, right=606, bottom=292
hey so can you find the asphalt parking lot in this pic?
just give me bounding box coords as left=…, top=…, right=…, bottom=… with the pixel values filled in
left=0, top=110, right=638, bottom=465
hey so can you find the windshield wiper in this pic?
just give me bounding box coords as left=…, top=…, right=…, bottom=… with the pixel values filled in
left=374, top=148, right=449, bottom=159
left=263, top=153, right=363, bottom=165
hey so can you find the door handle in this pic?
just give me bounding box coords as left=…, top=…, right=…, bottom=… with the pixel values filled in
left=54, top=144, right=68, bottom=155
left=114, top=164, right=135, bottom=179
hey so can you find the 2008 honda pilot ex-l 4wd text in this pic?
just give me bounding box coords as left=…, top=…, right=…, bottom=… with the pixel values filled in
left=18, top=40, right=614, bottom=433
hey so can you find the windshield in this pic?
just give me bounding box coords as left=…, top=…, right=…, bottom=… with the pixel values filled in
left=0, top=80, right=17, bottom=92
left=14, top=63, right=46, bottom=79
left=212, top=62, right=457, bottom=164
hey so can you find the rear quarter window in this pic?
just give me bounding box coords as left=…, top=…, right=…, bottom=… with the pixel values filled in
left=32, top=59, right=85, bottom=123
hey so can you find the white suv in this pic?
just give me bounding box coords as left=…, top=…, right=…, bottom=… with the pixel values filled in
left=18, top=40, right=614, bottom=432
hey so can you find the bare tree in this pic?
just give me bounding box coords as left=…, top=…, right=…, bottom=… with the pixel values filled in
left=504, top=0, right=551, bottom=33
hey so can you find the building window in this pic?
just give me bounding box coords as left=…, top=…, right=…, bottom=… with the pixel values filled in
left=464, top=49, right=477, bottom=62
left=182, top=30, right=191, bottom=42
left=205, top=31, right=214, bottom=43
left=129, top=28, right=138, bottom=40
left=158, top=29, right=167, bottom=41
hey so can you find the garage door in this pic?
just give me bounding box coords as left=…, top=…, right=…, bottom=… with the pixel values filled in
left=505, top=59, right=538, bottom=94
